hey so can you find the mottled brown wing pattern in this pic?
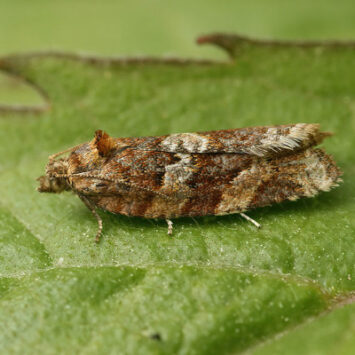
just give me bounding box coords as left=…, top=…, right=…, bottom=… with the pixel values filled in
left=133, top=123, right=331, bottom=157
left=67, top=139, right=340, bottom=218
left=38, top=124, right=342, bottom=241
left=82, top=152, right=256, bottom=218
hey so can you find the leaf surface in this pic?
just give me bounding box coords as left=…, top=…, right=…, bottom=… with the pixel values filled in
left=0, top=36, right=354, bottom=354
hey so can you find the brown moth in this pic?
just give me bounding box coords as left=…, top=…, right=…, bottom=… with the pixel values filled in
left=37, top=124, right=342, bottom=242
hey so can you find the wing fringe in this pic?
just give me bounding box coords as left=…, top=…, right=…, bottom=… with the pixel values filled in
left=246, top=124, right=332, bottom=157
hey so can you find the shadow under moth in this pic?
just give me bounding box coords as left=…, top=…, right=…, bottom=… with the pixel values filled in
left=37, top=124, right=342, bottom=242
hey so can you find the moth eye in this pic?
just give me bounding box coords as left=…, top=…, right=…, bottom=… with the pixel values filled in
left=119, top=184, right=130, bottom=192
left=50, top=178, right=59, bottom=186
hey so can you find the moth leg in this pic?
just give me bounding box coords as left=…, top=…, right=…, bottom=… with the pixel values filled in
left=240, top=213, right=261, bottom=228
left=78, top=195, right=103, bottom=243
left=166, top=219, right=173, bottom=235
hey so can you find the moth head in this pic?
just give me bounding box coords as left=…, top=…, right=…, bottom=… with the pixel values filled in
left=37, top=158, right=70, bottom=193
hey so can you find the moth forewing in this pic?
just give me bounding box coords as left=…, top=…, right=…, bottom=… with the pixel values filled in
left=37, top=124, right=342, bottom=242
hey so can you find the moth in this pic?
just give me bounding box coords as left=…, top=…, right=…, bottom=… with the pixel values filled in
left=37, top=124, right=342, bottom=242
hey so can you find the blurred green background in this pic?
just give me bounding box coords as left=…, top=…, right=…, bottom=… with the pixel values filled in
left=1, top=0, right=355, bottom=106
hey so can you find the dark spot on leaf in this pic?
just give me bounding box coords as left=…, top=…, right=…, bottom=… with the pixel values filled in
left=150, top=333, right=162, bottom=341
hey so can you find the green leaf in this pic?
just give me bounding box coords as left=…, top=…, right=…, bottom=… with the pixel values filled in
left=250, top=301, right=355, bottom=355
left=0, top=35, right=354, bottom=354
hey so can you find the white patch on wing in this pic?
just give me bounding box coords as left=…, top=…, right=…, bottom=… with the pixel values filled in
left=216, top=160, right=260, bottom=214
left=260, top=124, right=303, bottom=151
left=301, top=149, right=335, bottom=195
left=161, top=153, right=196, bottom=193
left=161, top=133, right=209, bottom=153
left=247, top=123, right=320, bottom=156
